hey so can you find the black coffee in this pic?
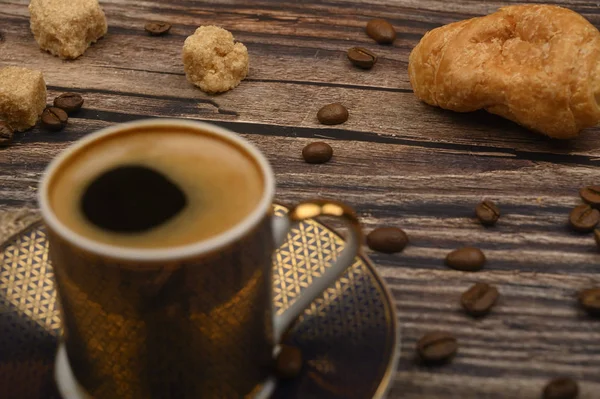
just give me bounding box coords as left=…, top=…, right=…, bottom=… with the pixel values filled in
left=49, top=126, right=264, bottom=249
left=476, top=200, right=500, bottom=226
left=417, top=331, right=458, bottom=364
left=367, top=227, right=408, bottom=253
left=445, top=247, right=486, bottom=271
left=42, top=107, right=68, bottom=131
left=54, top=93, right=84, bottom=114
left=461, top=282, right=499, bottom=317
left=302, top=142, right=333, bottom=164
left=366, top=19, right=396, bottom=44
left=81, top=165, right=187, bottom=233
left=542, top=377, right=579, bottom=399
left=569, top=204, right=599, bottom=232
left=317, top=103, right=348, bottom=125
left=347, top=47, right=377, bottom=69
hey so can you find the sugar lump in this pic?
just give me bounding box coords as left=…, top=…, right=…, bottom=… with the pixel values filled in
left=183, top=26, right=249, bottom=93
left=29, top=0, right=108, bottom=59
left=0, top=67, right=47, bottom=132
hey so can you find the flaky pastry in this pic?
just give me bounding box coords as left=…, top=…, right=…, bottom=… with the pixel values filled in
left=408, top=5, right=600, bottom=138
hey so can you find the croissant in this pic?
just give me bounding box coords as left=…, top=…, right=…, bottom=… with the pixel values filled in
left=408, top=5, right=600, bottom=139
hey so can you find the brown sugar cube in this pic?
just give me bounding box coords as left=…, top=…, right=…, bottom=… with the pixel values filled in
left=183, top=25, right=249, bottom=93
left=0, top=67, right=47, bottom=132
left=29, top=0, right=107, bottom=59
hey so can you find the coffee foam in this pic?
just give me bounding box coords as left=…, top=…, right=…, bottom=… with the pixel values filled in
left=48, top=126, right=264, bottom=249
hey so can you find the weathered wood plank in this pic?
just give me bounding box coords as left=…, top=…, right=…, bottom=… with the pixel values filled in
left=3, top=1, right=600, bottom=156
left=1, top=117, right=597, bottom=271
left=1, top=1, right=600, bottom=398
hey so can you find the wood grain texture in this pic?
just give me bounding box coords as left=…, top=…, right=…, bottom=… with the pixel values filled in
left=1, top=0, right=600, bottom=398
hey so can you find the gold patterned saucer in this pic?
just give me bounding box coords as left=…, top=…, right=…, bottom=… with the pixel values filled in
left=0, top=204, right=399, bottom=399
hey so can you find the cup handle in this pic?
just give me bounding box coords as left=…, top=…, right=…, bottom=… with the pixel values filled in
left=271, top=200, right=362, bottom=343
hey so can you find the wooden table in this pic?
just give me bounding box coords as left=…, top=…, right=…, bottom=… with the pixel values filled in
left=2, top=0, right=600, bottom=398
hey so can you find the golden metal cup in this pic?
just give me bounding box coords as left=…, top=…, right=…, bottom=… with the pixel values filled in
left=38, top=120, right=362, bottom=399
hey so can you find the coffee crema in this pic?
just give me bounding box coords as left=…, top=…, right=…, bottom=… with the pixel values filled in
left=49, top=126, right=264, bottom=249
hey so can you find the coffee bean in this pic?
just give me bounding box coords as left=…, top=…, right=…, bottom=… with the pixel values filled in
left=41, top=107, right=68, bottom=131
left=302, top=142, right=333, bottom=164
left=367, top=227, right=409, bottom=253
left=475, top=200, right=500, bottom=226
left=543, top=377, right=579, bottom=399
left=580, top=185, right=600, bottom=208
left=145, top=21, right=171, bottom=36
left=569, top=204, right=600, bottom=232
left=461, top=282, right=499, bottom=317
left=578, top=287, right=600, bottom=316
left=317, top=103, right=348, bottom=125
left=445, top=247, right=486, bottom=271
left=366, top=19, right=396, bottom=44
left=0, top=121, right=13, bottom=146
left=347, top=47, right=378, bottom=69
left=53, top=93, right=84, bottom=114
left=595, top=229, right=600, bottom=250
left=416, top=331, right=458, bottom=364
left=275, top=345, right=303, bottom=379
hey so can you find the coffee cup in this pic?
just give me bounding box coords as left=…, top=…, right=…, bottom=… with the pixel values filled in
left=38, top=119, right=362, bottom=398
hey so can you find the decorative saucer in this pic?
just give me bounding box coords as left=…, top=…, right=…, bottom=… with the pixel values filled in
left=0, top=204, right=399, bottom=399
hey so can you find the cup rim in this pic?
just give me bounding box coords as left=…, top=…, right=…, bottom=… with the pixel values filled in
left=38, top=119, right=275, bottom=262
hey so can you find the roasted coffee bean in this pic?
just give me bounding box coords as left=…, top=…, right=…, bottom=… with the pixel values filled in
left=317, top=103, right=348, bottom=125
left=416, top=331, right=458, bottom=364
left=41, top=107, right=68, bottom=131
left=145, top=21, right=171, bottom=36
left=53, top=93, right=84, bottom=114
left=275, top=345, right=303, bottom=379
left=569, top=204, right=600, bottom=232
left=347, top=47, right=378, bottom=69
left=445, top=247, right=486, bottom=271
left=367, top=227, right=409, bottom=253
left=580, top=185, right=600, bottom=208
left=543, top=377, right=579, bottom=399
left=475, top=200, right=500, bottom=226
left=461, top=282, right=499, bottom=317
left=366, top=19, right=396, bottom=44
left=578, top=287, right=600, bottom=316
left=595, top=229, right=600, bottom=250
left=302, top=142, right=333, bottom=164
left=0, top=121, right=13, bottom=146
